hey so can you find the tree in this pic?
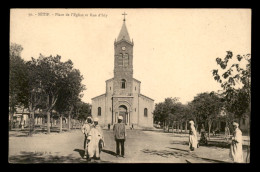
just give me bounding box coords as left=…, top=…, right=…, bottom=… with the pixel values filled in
left=174, top=103, right=191, bottom=133
left=54, top=68, right=85, bottom=132
left=190, top=92, right=223, bottom=138
left=35, top=54, right=76, bottom=134
left=9, top=43, right=28, bottom=130
left=25, top=58, right=45, bottom=136
left=212, top=51, right=251, bottom=122
left=73, top=101, right=91, bottom=123
left=182, top=104, right=193, bottom=133
left=212, top=52, right=251, bottom=162
left=153, top=97, right=180, bottom=132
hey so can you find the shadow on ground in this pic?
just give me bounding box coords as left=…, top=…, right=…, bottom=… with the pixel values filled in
left=170, top=140, right=249, bottom=150
left=9, top=127, right=79, bottom=137
left=73, top=149, right=85, bottom=158
left=142, top=148, right=189, bottom=159
left=9, top=151, right=85, bottom=163
left=101, top=149, right=117, bottom=156
left=142, top=148, right=229, bottom=163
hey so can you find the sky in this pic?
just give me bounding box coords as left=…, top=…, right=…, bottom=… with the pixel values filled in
left=10, top=8, right=251, bottom=104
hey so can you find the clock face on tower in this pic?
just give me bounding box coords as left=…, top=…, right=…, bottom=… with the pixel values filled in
left=122, top=46, right=126, bottom=51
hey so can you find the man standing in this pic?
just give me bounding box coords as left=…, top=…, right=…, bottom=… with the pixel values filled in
left=188, top=120, right=198, bottom=152
left=229, top=122, right=243, bottom=163
left=87, top=118, right=104, bottom=161
left=81, top=117, right=93, bottom=158
left=113, top=116, right=126, bottom=158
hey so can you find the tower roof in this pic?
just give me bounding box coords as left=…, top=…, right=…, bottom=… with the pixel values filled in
left=117, top=21, right=131, bottom=42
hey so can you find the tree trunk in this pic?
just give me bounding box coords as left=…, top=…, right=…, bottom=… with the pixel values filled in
left=59, top=114, right=63, bottom=133
left=68, top=106, right=73, bottom=131
left=9, top=107, right=15, bottom=130
left=21, top=108, right=24, bottom=130
left=50, top=117, right=53, bottom=128
left=185, top=121, right=188, bottom=133
left=68, top=114, right=71, bottom=131
left=47, top=111, right=51, bottom=134
left=180, top=122, right=183, bottom=133
left=172, top=121, right=174, bottom=133
left=29, top=111, right=35, bottom=136
left=208, top=121, right=212, bottom=140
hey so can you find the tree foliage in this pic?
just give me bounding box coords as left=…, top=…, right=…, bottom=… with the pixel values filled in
left=189, top=92, right=223, bottom=136
left=9, top=43, right=86, bottom=134
left=212, top=51, right=251, bottom=120
left=9, top=43, right=28, bottom=129
left=153, top=97, right=192, bottom=132
left=73, top=101, right=91, bottom=122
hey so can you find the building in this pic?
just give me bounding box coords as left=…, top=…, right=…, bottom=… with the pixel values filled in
left=91, top=16, right=154, bottom=128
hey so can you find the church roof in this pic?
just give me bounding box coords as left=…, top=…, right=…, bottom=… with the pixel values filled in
left=91, top=93, right=106, bottom=100
left=139, top=94, right=154, bottom=101
left=133, top=78, right=141, bottom=83
left=117, top=21, right=131, bottom=42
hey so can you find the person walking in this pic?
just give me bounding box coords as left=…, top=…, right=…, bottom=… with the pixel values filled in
left=113, top=116, right=126, bottom=158
left=188, top=120, right=198, bottom=152
left=229, top=122, right=243, bottom=163
left=87, top=117, right=104, bottom=161
left=81, top=117, right=93, bottom=158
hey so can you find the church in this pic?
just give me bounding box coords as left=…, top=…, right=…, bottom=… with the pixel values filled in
left=91, top=15, right=154, bottom=128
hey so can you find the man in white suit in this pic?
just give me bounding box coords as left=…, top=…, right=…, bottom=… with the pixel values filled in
left=229, top=122, right=244, bottom=163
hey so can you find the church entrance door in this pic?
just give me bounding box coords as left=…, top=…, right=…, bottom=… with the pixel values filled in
left=119, top=105, right=127, bottom=124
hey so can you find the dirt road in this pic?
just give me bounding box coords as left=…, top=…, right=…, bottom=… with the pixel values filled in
left=9, top=129, right=248, bottom=163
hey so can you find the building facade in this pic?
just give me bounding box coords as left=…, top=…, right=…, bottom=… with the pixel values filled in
left=91, top=18, right=154, bottom=128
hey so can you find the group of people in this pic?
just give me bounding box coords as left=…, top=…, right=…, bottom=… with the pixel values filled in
left=81, top=115, right=126, bottom=161
left=188, top=120, right=244, bottom=163
left=81, top=117, right=105, bottom=161
left=81, top=116, right=244, bottom=163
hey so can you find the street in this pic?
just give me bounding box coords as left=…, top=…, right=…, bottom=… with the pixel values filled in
left=8, top=128, right=249, bottom=163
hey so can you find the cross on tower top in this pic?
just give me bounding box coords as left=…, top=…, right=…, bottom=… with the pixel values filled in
left=122, top=12, right=127, bottom=22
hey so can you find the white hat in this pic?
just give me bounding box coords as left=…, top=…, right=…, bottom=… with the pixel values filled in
left=232, top=122, right=239, bottom=127
left=118, top=116, right=123, bottom=120
left=93, top=117, right=99, bottom=122
left=189, top=120, right=194, bottom=125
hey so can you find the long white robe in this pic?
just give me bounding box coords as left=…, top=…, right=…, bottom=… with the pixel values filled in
left=230, top=128, right=244, bottom=163
left=189, top=125, right=198, bottom=150
left=87, top=127, right=103, bottom=158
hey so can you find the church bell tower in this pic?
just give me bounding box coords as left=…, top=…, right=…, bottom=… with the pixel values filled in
left=113, top=13, right=134, bottom=96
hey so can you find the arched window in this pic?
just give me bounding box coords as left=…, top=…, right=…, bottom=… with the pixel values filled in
left=121, top=79, right=126, bottom=89
left=98, top=107, right=101, bottom=116
left=123, top=53, right=129, bottom=66
left=118, top=54, right=123, bottom=66
left=144, top=108, right=148, bottom=117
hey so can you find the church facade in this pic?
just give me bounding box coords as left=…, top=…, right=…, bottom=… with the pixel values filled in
left=91, top=18, right=154, bottom=128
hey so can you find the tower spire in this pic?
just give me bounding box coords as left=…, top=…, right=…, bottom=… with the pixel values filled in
left=117, top=12, right=131, bottom=42
left=122, top=12, right=127, bottom=22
